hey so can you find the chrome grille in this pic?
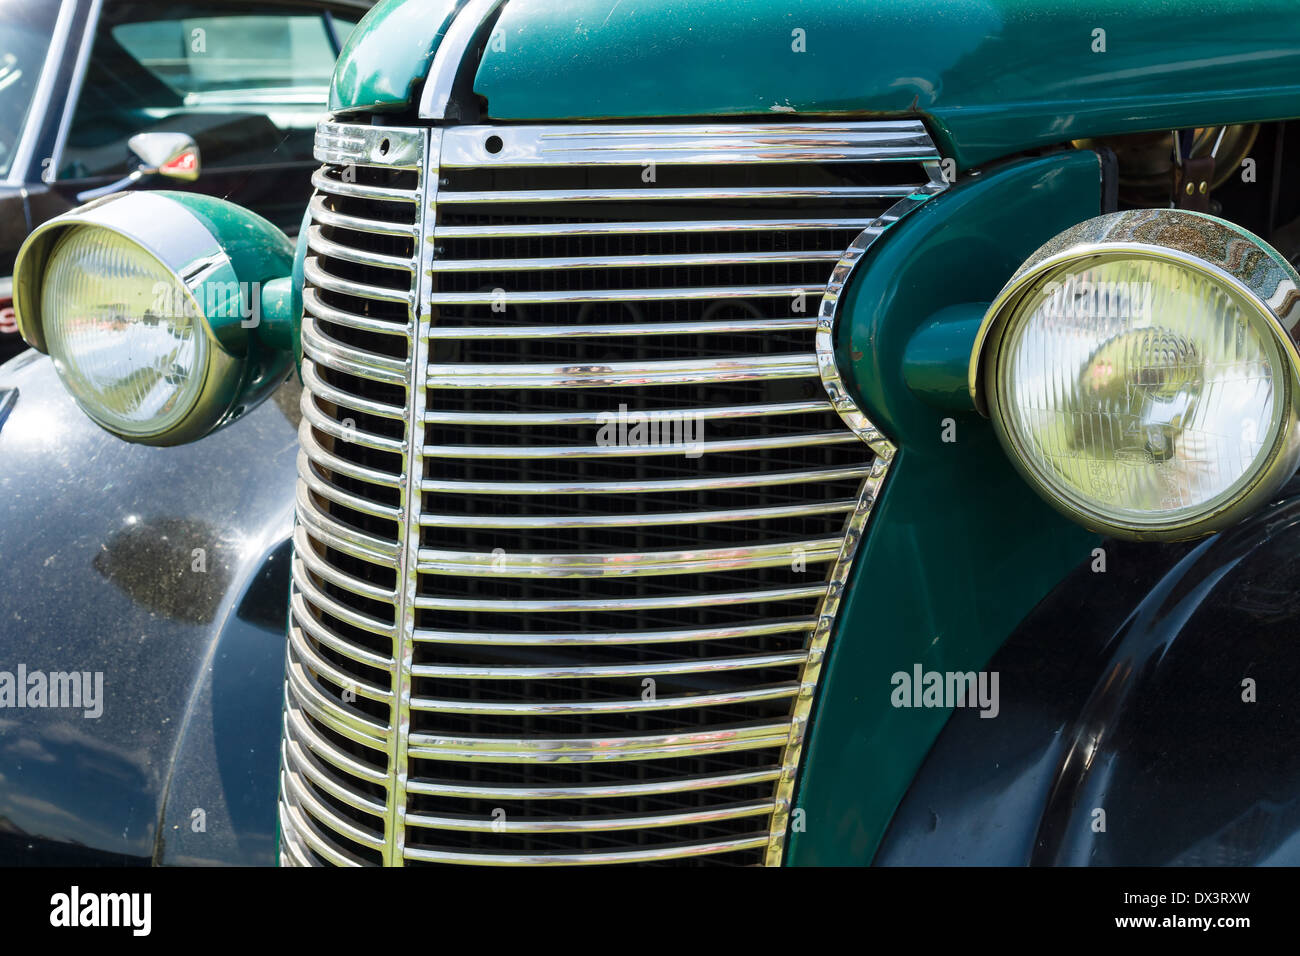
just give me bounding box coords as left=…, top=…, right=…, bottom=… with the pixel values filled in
left=281, top=118, right=944, bottom=866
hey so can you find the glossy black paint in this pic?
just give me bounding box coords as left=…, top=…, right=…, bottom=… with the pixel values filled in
left=876, top=476, right=1300, bottom=866
left=0, top=351, right=298, bottom=865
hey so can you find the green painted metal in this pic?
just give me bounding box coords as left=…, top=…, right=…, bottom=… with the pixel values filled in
left=785, top=153, right=1104, bottom=865
left=902, top=303, right=987, bottom=411
left=475, top=0, right=1300, bottom=168
left=162, top=191, right=297, bottom=420
left=329, top=0, right=460, bottom=114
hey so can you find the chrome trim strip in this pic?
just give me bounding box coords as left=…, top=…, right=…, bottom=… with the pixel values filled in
left=764, top=160, right=949, bottom=865
left=417, top=0, right=508, bottom=121
left=45, top=0, right=103, bottom=185
left=377, top=127, right=438, bottom=866
left=437, top=121, right=940, bottom=167
left=7, top=0, right=80, bottom=185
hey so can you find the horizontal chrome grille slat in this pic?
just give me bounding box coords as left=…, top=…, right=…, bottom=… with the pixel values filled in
left=406, top=768, right=783, bottom=800
left=423, top=317, right=818, bottom=340
left=405, top=722, right=792, bottom=762
left=432, top=217, right=875, bottom=238
left=308, top=225, right=413, bottom=272
left=419, top=465, right=871, bottom=495
left=302, top=359, right=407, bottom=420
left=415, top=499, right=856, bottom=529
left=412, top=618, right=816, bottom=646
left=410, top=652, right=808, bottom=680
left=305, top=257, right=414, bottom=307
left=435, top=185, right=916, bottom=203
left=421, top=432, right=857, bottom=459
left=301, top=314, right=410, bottom=384
left=409, top=683, right=801, bottom=714
left=416, top=539, right=841, bottom=577
left=424, top=285, right=823, bottom=305
left=402, top=835, right=771, bottom=865
left=411, top=584, right=829, bottom=613
left=299, top=424, right=405, bottom=491
left=308, top=194, right=420, bottom=237
left=405, top=801, right=775, bottom=833
left=311, top=167, right=419, bottom=203
left=285, top=699, right=389, bottom=786
left=299, top=452, right=403, bottom=521
left=303, top=288, right=412, bottom=339
left=428, top=249, right=841, bottom=272
left=425, top=354, right=818, bottom=388
left=420, top=397, right=830, bottom=425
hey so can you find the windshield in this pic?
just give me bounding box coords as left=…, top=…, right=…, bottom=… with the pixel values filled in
left=0, top=0, right=59, bottom=179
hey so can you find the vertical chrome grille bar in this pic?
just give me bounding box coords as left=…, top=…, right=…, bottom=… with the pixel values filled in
left=282, top=118, right=946, bottom=866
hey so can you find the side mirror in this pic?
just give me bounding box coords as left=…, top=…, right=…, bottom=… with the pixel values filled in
left=75, top=132, right=201, bottom=202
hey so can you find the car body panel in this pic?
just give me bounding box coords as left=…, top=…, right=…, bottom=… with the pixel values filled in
left=328, top=0, right=460, bottom=114
left=471, top=0, right=1300, bottom=169
left=877, top=481, right=1300, bottom=865
left=0, top=352, right=298, bottom=865
left=787, top=152, right=1104, bottom=865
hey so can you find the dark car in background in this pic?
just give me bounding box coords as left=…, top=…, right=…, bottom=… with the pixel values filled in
left=0, top=0, right=370, bottom=363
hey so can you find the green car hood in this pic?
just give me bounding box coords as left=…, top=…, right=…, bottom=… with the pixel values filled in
left=333, top=0, right=1300, bottom=168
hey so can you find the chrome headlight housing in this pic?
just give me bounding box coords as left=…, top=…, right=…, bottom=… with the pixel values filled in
left=14, top=191, right=295, bottom=445
left=970, top=210, right=1300, bottom=541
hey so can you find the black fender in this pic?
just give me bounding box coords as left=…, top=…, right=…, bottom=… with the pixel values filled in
left=876, top=475, right=1300, bottom=866
left=0, top=351, right=298, bottom=865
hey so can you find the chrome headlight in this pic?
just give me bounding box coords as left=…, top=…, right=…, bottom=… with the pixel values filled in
left=14, top=191, right=296, bottom=445
left=970, top=210, right=1300, bottom=540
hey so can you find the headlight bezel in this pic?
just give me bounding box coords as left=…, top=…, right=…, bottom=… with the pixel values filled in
left=14, top=191, right=294, bottom=446
left=970, top=209, right=1300, bottom=541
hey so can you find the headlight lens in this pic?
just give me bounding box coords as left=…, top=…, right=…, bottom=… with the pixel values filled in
left=997, top=255, right=1286, bottom=528
left=41, top=226, right=208, bottom=438
left=974, top=210, right=1300, bottom=540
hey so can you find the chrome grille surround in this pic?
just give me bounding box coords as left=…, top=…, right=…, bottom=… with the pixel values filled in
left=280, top=117, right=946, bottom=866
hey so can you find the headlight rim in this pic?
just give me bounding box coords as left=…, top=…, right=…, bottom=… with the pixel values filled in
left=972, top=210, right=1300, bottom=541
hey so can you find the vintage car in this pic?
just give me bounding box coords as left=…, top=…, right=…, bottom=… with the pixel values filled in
left=0, top=0, right=371, bottom=364
left=1, top=0, right=1299, bottom=867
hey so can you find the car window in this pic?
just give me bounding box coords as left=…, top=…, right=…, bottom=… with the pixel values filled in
left=59, top=3, right=356, bottom=180
left=0, top=0, right=60, bottom=179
